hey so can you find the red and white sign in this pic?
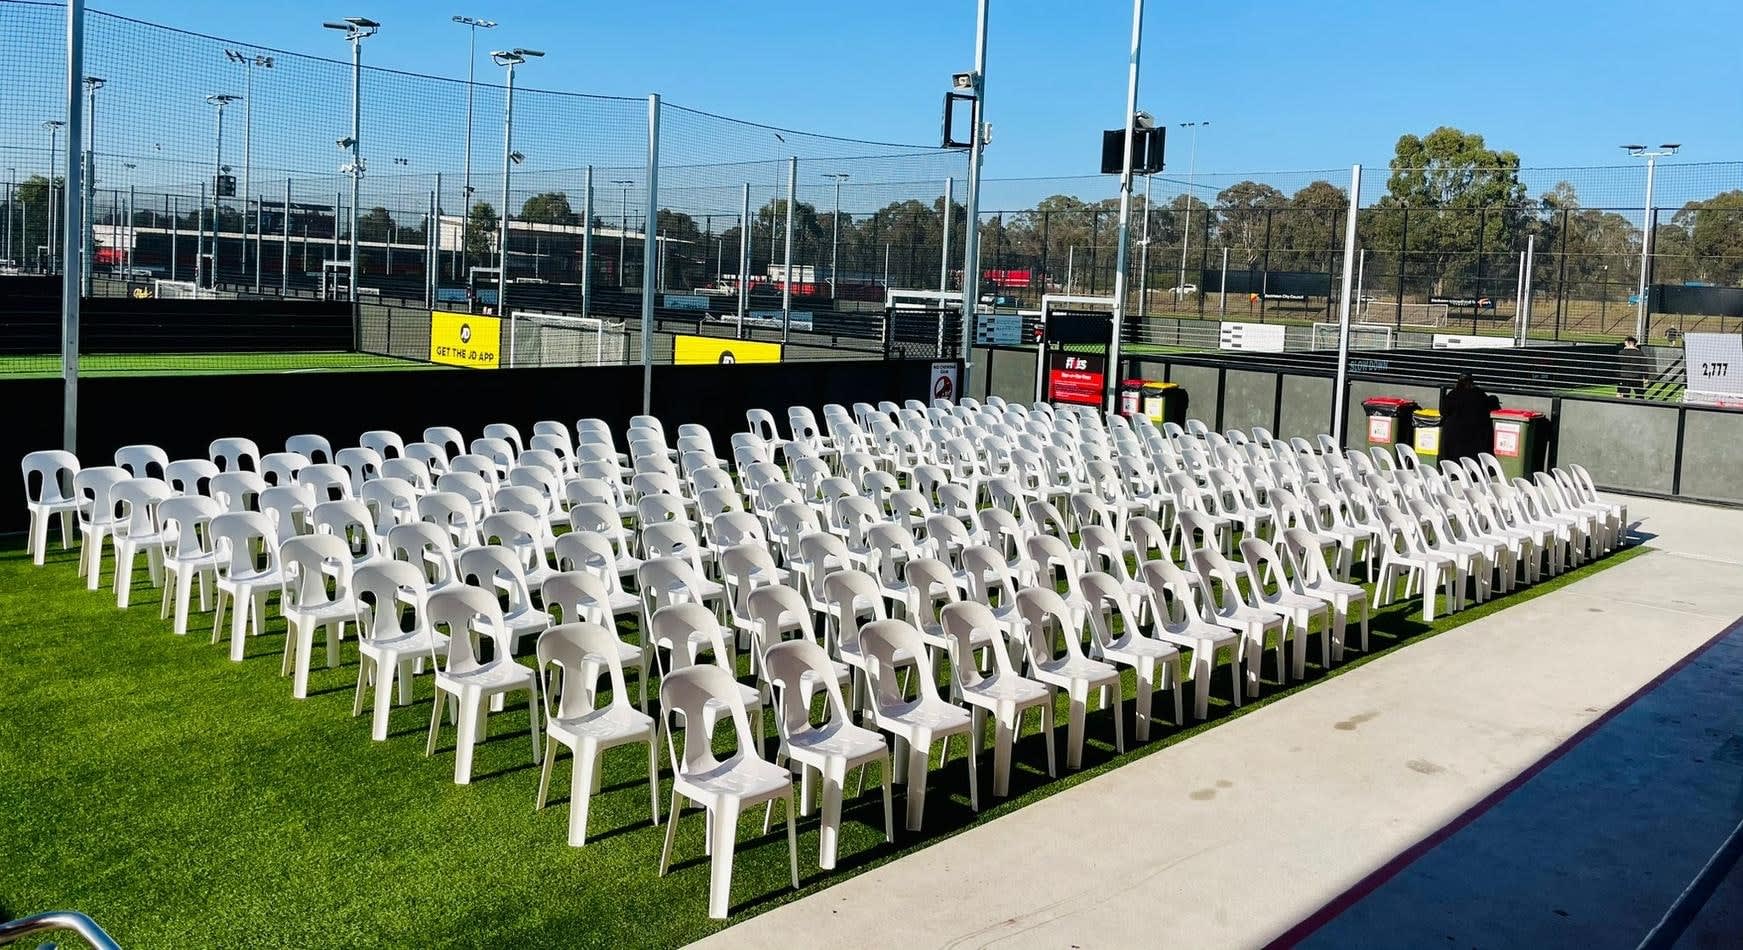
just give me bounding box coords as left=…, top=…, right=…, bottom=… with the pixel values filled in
left=1048, top=352, right=1106, bottom=407
left=1494, top=424, right=1521, bottom=458
left=1367, top=415, right=1392, bottom=443
left=929, top=362, right=959, bottom=402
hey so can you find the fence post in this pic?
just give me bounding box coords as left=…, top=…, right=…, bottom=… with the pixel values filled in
left=1472, top=206, right=1486, bottom=332
left=939, top=176, right=952, bottom=295
left=1330, top=164, right=1362, bottom=444
left=640, top=94, right=661, bottom=417
left=60, top=0, right=86, bottom=454
left=281, top=178, right=290, bottom=296
left=582, top=165, right=593, bottom=319
left=781, top=156, right=795, bottom=343
left=737, top=183, right=749, bottom=337
left=1259, top=208, right=1273, bottom=322
left=1554, top=207, right=1568, bottom=340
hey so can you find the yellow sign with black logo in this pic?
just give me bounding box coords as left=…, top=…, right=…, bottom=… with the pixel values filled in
left=429, top=310, right=501, bottom=368
left=673, top=334, right=782, bottom=366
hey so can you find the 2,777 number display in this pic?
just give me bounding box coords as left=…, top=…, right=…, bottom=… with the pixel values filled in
left=1701, top=361, right=1731, bottom=377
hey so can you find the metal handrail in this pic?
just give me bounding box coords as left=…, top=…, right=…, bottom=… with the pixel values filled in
left=0, top=911, right=121, bottom=950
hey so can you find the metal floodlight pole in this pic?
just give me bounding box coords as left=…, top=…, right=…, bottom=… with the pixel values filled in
left=4, top=168, right=12, bottom=264
left=42, top=122, right=63, bottom=274
left=206, top=94, right=238, bottom=287
left=325, top=18, right=379, bottom=306
left=282, top=177, right=290, bottom=295
left=1519, top=232, right=1536, bottom=345
left=940, top=176, right=953, bottom=295
left=1105, top=0, right=1143, bottom=412
left=453, top=16, right=496, bottom=285
left=488, top=47, right=542, bottom=365
left=823, top=171, right=848, bottom=299
left=781, top=156, right=796, bottom=342
left=581, top=164, right=593, bottom=318
left=1137, top=172, right=1151, bottom=316
left=80, top=76, right=102, bottom=297
left=737, top=183, right=750, bottom=335
left=224, top=50, right=273, bottom=292
left=1176, top=120, right=1206, bottom=296
left=640, top=94, right=661, bottom=416
left=168, top=194, right=176, bottom=280
left=1621, top=143, right=1679, bottom=340
left=58, top=0, right=85, bottom=452
left=612, top=178, right=632, bottom=287
left=1330, top=164, right=1362, bottom=443
left=959, top=0, right=989, bottom=386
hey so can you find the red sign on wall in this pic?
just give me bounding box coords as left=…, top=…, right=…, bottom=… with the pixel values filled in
left=1048, top=352, right=1106, bottom=407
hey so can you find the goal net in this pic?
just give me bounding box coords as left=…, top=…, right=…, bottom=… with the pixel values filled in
left=509, top=311, right=629, bottom=367
left=152, top=279, right=208, bottom=299
left=1311, top=323, right=1395, bottom=351
left=1360, top=300, right=1448, bottom=327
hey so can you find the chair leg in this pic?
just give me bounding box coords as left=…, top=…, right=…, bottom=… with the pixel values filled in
left=425, top=693, right=444, bottom=756
left=536, top=737, right=557, bottom=810
left=659, top=789, right=683, bottom=877
left=992, top=713, right=1014, bottom=797
left=453, top=692, right=480, bottom=785
left=785, top=795, right=801, bottom=889
left=1042, top=701, right=1058, bottom=777
left=706, top=800, right=741, bottom=919
left=965, top=729, right=980, bottom=812
left=371, top=662, right=396, bottom=741
left=647, top=738, right=661, bottom=827
left=1134, top=660, right=1153, bottom=742
left=819, top=759, right=846, bottom=870
left=1066, top=683, right=1087, bottom=770
left=880, top=752, right=895, bottom=842
left=904, top=738, right=930, bottom=831
left=352, top=655, right=370, bottom=718
left=569, top=743, right=596, bottom=847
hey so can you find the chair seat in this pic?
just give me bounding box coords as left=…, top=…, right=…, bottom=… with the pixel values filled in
left=1035, top=656, right=1120, bottom=686
left=360, top=630, right=450, bottom=659
left=674, top=754, right=792, bottom=803
left=875, top=697, right=972, bottom=733
left=548, top=703, right=654, bottom=746
left=223, top=568, right=283, bottom=589
left=963, top=671, right=1049, bottom=706
left=787, top=719, right=886, bottom=762
left=287, top=598, right=358, bottom=625
left=439, top=660, right=535, bottom=692
left=1102, top=636, right=1178, bottom=665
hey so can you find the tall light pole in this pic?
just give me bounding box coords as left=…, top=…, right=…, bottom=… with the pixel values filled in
left=958, top=0, right=989, bottom=390
left=324, top=16, right=379, bottom=304
left=1105, top=0, right=1143, bottom=411
left=81, top=75, right=103, bottom=295
left=41, top=121, right=64, bottom=273
left=206, top=94, right=240, bottom=288
left=223, top=49, right=273, bottom=292
left=1137, top=172, right=1151, bottom=315
left=611, top=178, right=632, bottom=287
left=1622, top=142, right=1680, bottom=340
left=452, top=15, right=496, bottom=283
left=492, top=46, right=541, bottom=367
left=822, top=172, right=848, bottom=298
left=1176, top=120, right=1207, bottom=299
left=4, top=166, right=13, bottom=265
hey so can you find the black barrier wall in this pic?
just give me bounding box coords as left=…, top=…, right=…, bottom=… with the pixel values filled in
left=2, top=358, right=952, bottom=534
left=1, top=280, right=353, bottom=354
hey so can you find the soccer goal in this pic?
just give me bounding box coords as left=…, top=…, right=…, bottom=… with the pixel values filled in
left=1311, top=322, right=1395, bottom=351
left=1361, top=300, right=1448, bottom=328
left=151, top=279, right=203, bottom=299
left=509, top=311, right=629, bottom=367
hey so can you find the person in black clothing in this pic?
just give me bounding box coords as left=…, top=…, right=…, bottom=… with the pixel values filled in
left=1439, top=374, right=1501, bottom=464
left=1618, top=336, right=1650, bottom=398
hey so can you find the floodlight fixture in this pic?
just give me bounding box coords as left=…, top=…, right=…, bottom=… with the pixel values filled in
left=452, top=15, right=497, bottom=27
left=508, top=150, right=524, bottom=165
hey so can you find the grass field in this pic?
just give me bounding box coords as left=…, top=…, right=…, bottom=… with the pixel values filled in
left=0, top=535, right=1645, bottom=947
left=0, top=352, right=434, bottom=379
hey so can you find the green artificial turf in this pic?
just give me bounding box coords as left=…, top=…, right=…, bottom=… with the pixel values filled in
left=0, top=352, right=435, bottom=379
left=0, top=536, right=1647, bottom=947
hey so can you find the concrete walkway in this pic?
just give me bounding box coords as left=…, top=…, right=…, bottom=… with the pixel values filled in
left=697, top=497, right=1743, bottom=949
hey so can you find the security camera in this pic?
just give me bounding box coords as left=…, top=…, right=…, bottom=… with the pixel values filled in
left=952, top=72, right=975, bottom=90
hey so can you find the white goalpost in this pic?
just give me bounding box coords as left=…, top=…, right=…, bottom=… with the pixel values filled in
left=509, top=311, right=628, bottom=367
left=1360, top=300, right=1448, bottom=327
left=1312, top=322, right=1394, bottom=350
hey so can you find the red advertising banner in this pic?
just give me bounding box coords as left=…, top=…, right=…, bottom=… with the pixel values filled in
left=1048, top=352, right=1106, bottom=407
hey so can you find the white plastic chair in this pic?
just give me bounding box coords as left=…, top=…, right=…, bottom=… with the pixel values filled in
left=1278, top=525, right=1369, bottom=660
left=858, top=618, right=977, bottom=831
left=1139, top=558, right=1242, bottom=719
left=351, top=560, right=449, bottom=740
left=1190, top=546, right=1289, bottom=700
left=763, top=638, right=893, bottom=870
left=535, top=622, right=660, bottom=847
left=1015, top=587, right=1125, bottom=769
left=541, top=568, right=648, bottom=710
left=940, top=601, right=1055, bottom=797
left=1239, top=537, right=1328, bottom=681
left=424, top=586, right=543, bottom=785
left=1081, top=571, right=1182, bottom=741
left=157, top=494, right=222, bottom=635
left=657, top=663, right=799, bottom=920
left=73, top=465, right=127, bottom=588
left=210, top=510, right=284, bottom=662
left=109, top=477, right=172, bottom=608
left=278, top=533, right=359, bottom=699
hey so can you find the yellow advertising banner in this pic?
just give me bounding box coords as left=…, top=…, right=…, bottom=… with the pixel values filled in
left=429, top=311, right=501, bottom=368
left=673, top=334, right=782, bottom=365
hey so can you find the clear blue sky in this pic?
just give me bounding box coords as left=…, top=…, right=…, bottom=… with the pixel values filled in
left=112, top=0, right=1740, bottom=182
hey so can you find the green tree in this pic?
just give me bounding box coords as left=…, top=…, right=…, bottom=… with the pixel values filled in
left=1667, top=190, right=1743, bottom=286
left=358, top=206, right=395, bottom=242
left=1273, top=180, right=1347, bottom=272
left=518, top=191, right=575, bottom=225
left=1214, top=180, right=1287, bottom=268
left=1371, top=126, right=1528, bottom=296
left=465, top=201, right=498, bottom=259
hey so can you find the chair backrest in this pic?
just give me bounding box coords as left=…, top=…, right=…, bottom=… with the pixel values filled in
left=1015, top=586, right=1089, bottom=666
left=641, top=522, right=709, bottom=578
left=260, top=451, right=313, bottom=488
left=940, top=601, right=1020, bottom=690
left=457, top=544, right=538, bottom=616
left=285, top=434, right=334, bottom=465
left=538, top=622, right=636, bottom=723
left=652, top=601, right=732, bottom=671
left=311, top=498, right=382, bottom=563
left=747, top=582, right=820, bottom=653
left=480, top=509, right=551, bottom=573
left=158, top=493, right=222, bottom=560
left=540, top=569, right=611, bottom=626
left=280, top=533, right=355, bottom=611
left=1080, top=570, right=1142, bottom=651
left=719, top=542, right=780, bottom=622
left=74, top=466, right=129, bottom=526
left=351, top=558, right=430, bottom=645
left=387, top=520, right=458, bottom=589
left=857, top=619, right=940, bottom=710
left=210, top=510, right=278, bottom=579
left=115, top=443, right=169, bottom=480
left=111, top=477, right=172, bottom=539
left=209, top=437, right=261, bottom=473
left=482, top=423, right=525, bottom=457
left=417, top=491, right=481, bottom=549
left=904, top=556, right=959, bottom=630
left=358, top=429, right=406, bottom=459
left=296, top=463, right=354, bottom=504
left=1024, top=533, right=1083, bottom=600
left=661, top=663, right=763, bottom=778
left=163, top=458, right=218, bottom=497
left=763, top=637, right=854, bottom=739
left=636, top=556, right=709, bottom=616
left=821, top=568, right=886, bottom=653
left=426, top=585, right=510, bottom=675
left=335, top=447, right=384, bottom=495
